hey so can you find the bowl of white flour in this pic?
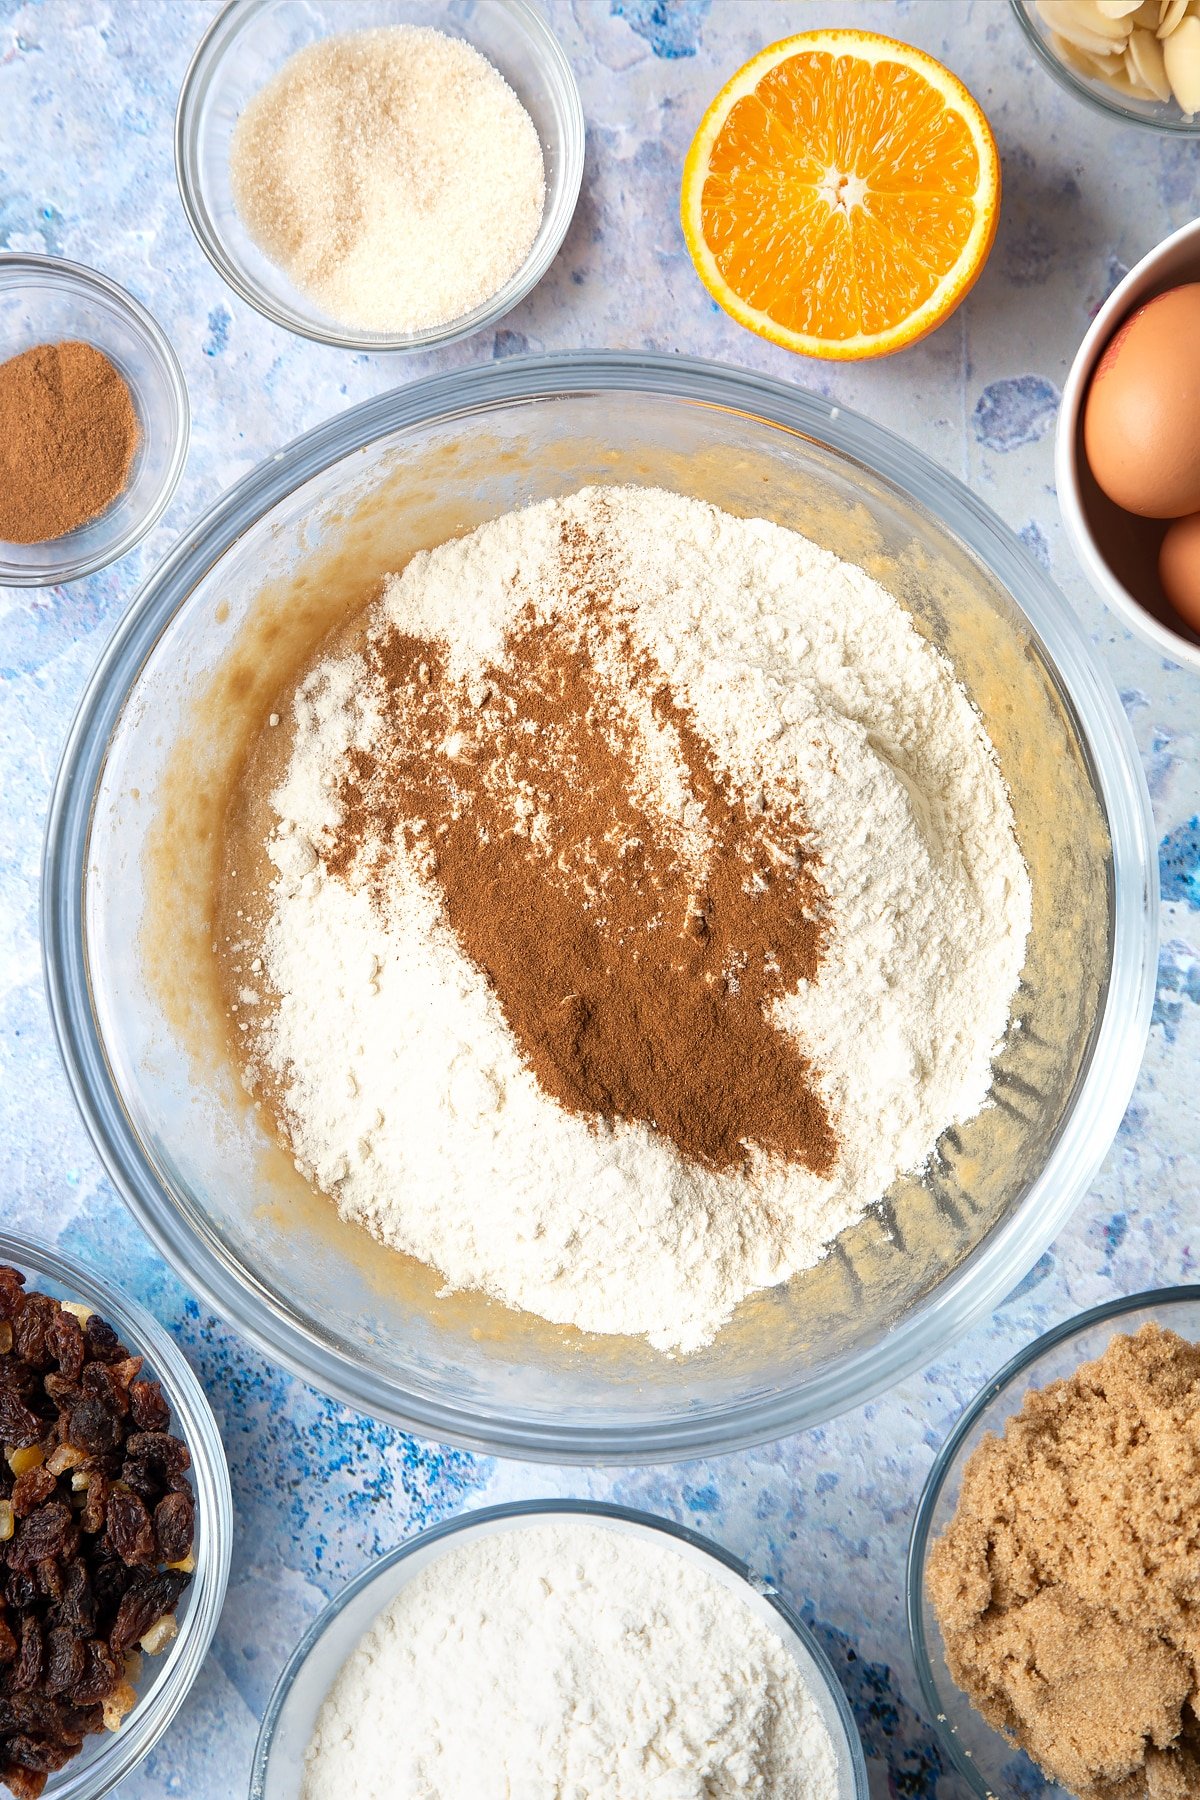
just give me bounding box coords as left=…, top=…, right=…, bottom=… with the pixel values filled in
left=248, top=1501, right=868, bottom=1800
left=43, top=353, right=1157, bottom=1460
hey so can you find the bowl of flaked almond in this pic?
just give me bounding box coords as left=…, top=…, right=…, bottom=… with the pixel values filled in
left=1013, top=0, right=1200, bottom=131
left=42, top=353, right=1156, bottom=1463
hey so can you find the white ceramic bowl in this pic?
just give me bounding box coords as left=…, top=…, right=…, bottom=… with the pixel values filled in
left=1056, top=214, right=1200, bottom=670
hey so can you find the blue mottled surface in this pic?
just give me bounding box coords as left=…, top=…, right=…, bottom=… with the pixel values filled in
left=0, top=2, right=1198, bottom=1794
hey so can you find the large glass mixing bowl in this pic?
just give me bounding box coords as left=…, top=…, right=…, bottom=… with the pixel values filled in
left=42, top=354, right=1156, bottom=1462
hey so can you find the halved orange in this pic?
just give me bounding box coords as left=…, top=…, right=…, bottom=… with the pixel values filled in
left=681, top=30, right=1001, bottom=360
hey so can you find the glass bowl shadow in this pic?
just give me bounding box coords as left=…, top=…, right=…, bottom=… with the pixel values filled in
left=0, top=255, right=189, bottom=586
left=1010, top=0, right=1200, bottom=134
left=249, top=1500, right=869, bottom=1800
left=0, top=1231, right=231, bottom=1799
left=907, top=1287, right=1200, bottom=1800
left=42, top=351, right=1156, bottom=1463
left=175, top=0, right=585, bottom=351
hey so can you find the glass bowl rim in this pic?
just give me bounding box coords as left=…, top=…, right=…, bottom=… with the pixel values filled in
left=40, top=349, right=1158, bottom=1463
left=174, top=0, right=586, bottom=353
left=0, top=1228, right=233, bottom=1798
left=0, top=251, right=190, bottom=588
left=906, top=1283, right=1200, bottom=1799
left=1008, top=0, right=1200, bottom=135
left=248, top=1496, right=870, bottom=1800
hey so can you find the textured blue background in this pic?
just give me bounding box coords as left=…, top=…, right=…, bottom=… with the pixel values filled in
left=1, top=1, right=1198, bottom=1794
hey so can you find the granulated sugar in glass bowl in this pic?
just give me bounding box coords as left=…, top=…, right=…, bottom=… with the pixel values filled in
left=229, top=25, right=546, bottom=336
left=43, top=354, right=1156, bottom=1463
left=176, top=0, right=583, bottom=352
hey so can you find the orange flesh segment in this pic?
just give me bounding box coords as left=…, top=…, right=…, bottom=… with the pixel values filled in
left=700, top=52, right=983, bottom=342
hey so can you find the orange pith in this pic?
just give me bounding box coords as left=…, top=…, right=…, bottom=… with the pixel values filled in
left=681, top=31, right=1001, bottom=360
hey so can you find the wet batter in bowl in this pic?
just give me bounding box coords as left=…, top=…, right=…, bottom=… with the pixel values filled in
left=216, top=485, right=1031, bottom=1351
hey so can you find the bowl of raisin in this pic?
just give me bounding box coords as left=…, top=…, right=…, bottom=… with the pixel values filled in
left=0, top=1234, right=231, bottom=1798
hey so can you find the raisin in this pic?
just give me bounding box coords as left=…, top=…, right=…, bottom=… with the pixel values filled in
left=86, top=1555, right=127, bottom=1636
left=0, top=1393, right=44, bottom=1453
left=0, top=1616, right=15, bottom=1664
left=109, top=1569, right=188, bottom=1657
left=79, top=1472, right=109, bottom=1537
left=45, top=1313, right=84, bottom=1387
left=2, top=1734, right=74, bottom=1774
left=0, top=1757, right=46, bottom=1799
left=40, top=1629, right=85, bottom=1701
left=40, top=1374, right=78, bottom=1408
left=9, top=1620, right=43, bottom=1694
left=0, top=1360, right=38, bottom=1401
left=81, top=1315, right=121, bottom=1364
left=65, top=1394, right=123, bottom=1459
left=3, top=1572, right=36, bottom=1615
left=123, top=1432, right=190, bottom=1492
left=153, top=1492, right=194, bottom=1566
left=11, top=1299, right=56, bottom=1371
left=47, top=1564, right=94, bottom=1644
left=7, top=1505, right=76, bottom=1573
left=106, top=1490, right=155, bottom=1568
left=81, top=1360, right=136, bottom=1417
left=128, top=1379, right=169, bottom=1434
left=9, top=1470, right=55, bottom=1518
left=32, top=1562, right=62, bottom=1605
left=0, top=1697, right=57, bottom=1733
left=0, top=1266, right=27, bottom=1322
left=65, top=1638, right=119, bottom=1707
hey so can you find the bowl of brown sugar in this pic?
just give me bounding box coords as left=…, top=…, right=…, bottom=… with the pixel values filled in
left=0, top=254, right=189, bottom=587
left=909, top=1288, right=1200, bottom=1800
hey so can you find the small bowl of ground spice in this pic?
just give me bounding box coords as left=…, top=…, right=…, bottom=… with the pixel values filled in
left=0, top=1232, right=230, bottom=1799
left=908, top=1288, right=1200, bottom=1800
left=0, top=256, right=189, bottom=588
left=175, top=0, right=584, bottom=351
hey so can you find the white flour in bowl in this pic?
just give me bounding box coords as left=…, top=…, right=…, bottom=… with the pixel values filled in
left=301, top=1517, right=843, bottom=1800
left=230, top=485, right=1032, bottom=1352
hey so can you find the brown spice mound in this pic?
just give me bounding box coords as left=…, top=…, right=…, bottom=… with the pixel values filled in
left=0, top=341, right=140, bottom=545
left=328, top=521, right=835, bottom=1175
left=927, top=1324, right=1200, bottom=1800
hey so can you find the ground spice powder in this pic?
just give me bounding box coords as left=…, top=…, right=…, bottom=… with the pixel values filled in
left=928, top=1324, right=1200, bottom=1800
left=328, top=521, right=835, bottom=1176
left=0, top=340, right=140, bottom=544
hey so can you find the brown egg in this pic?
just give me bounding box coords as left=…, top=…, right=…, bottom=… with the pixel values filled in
left=1083, top=283, right=1200, bottom=520
left=1159, top=511, right=1200, bottom=635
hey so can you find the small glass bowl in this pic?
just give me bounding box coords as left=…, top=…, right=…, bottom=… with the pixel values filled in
left=0, top=255, right=189, bottom=587
left=250, top=1500, right=869, bottom=1800
left=175, top=0, right=585, bottom=352
left=907, top=1287, right=1200, bottom=1800
left=0, top=1231, right=232, bottom=1799
left=1010, top=0, right=1200, bottom=134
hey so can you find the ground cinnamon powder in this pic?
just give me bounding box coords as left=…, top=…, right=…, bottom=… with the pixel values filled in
left=0, top=340, right=140, bottom=544
left=928, top=1324, right=1200, bottom=1800
left=328, top=520, right=835, bottom=1175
